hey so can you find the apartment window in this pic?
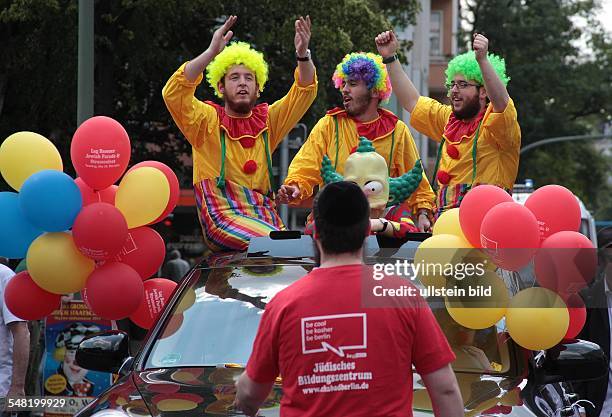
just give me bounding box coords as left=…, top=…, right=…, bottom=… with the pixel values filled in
left=430, top=10, right=443, bottom=56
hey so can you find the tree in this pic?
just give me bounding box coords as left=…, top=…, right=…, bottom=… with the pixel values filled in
left=463, top=0, right=612, bottom=218
left=0, top=0, right=418, bottom=190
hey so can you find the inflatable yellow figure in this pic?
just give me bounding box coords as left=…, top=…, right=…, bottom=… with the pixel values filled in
left=320, top=137, right=423, bottom=238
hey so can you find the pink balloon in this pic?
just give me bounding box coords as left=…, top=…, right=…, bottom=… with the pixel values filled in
left=4, top=272, right=61, bottom=320
left=525, top=185, right=581, bottom=242
left=113, top=227, right=166, bottom=280
left=75, top=178, right=118, bottom=206
left=480, top=202, right=540, bottom=271
left=84, top=262, right=144, bottom=320
left=459, top=185, right=513, bottom=247
left=71, top=116, right=131, bottom=190
left=534, top=231, right=597, bottom=297
left=73, top=203, right=128, bottom=260
left=130, top=278, right=177, bottom=329
left=128, top=161, right=180, bottom=224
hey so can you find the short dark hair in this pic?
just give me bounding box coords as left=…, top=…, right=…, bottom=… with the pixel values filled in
left=313, top=181, right=370, bottom=254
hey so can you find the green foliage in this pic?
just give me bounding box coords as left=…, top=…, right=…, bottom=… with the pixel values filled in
left=0, top=0, right=417, bottom=190
left=464, top=0, right=612, bottom=218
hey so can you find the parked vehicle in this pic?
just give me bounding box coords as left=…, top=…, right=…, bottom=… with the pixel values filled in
left=75, top=235, right=606, bottom=417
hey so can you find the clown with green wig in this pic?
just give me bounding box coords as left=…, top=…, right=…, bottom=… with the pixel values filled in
left=162, top=15, right=317, bottom=252
left=375, top=31, right=521, bottom=217
left=279, top=52, right=436, bottom=233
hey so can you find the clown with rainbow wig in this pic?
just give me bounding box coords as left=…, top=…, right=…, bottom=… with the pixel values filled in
left=163, top=15, right=317, bottom=252
left=279, top=52, right=436, bottom=233
left=375, top=31, right=521, bottom=217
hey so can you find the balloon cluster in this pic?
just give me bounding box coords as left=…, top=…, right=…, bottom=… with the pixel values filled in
left=0, top=117, right=180, bottom=328
left=415, top=184, right=596, bottom=351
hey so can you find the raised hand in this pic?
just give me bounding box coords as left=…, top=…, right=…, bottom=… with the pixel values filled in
left=209, top=15, right=237, bottom=56
left=473, top=33, right=489, bottom=62
left=294, top=15, right=311, bottom=57
left=375, top=30, right=400, bottom=58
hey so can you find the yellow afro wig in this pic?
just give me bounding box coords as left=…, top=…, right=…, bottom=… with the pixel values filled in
left=206, top=42, right=269, bottom=98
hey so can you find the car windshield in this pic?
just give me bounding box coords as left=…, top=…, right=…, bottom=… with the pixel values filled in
left=144, top=259, right=514, bottom=376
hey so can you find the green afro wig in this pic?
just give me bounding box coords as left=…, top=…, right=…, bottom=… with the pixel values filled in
left=445, top=50, right=510, bottom=87
left=206, top=42, right=269, bottom=98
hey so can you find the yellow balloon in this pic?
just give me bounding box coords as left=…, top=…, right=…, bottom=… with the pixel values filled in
left=433, top=208, right=470, bottom=243
left=27, top=232, right=95, bottom=294
left=414, top=234, right=471, bottom=289
left=0, top=131, right=63, bottom=190
left=445, top=271, right=510, bottom=329
left=115, top=167, right=170, bottom=228
left=506, top=287, right=569, bottom=350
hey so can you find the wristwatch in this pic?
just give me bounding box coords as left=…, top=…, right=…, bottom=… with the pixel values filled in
left=377, top=218, right=389, bottom=233
left=382, top=54, right=398, bottom=64
left=296, top=49, right=311, bottom=61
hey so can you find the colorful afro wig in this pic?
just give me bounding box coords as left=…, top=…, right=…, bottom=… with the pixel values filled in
left=206, top=41, right=269, bottom=98
left=445, top=50, right=510, bottom=87
left=332, top=52, right=392, bottom=102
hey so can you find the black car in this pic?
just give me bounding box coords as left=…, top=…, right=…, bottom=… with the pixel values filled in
left=74, top=235, right=606, bottom=417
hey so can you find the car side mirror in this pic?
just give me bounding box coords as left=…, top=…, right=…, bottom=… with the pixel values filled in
left=75, top=330, right=131, bottom=374
left=533, top=339, right=607, bottom=384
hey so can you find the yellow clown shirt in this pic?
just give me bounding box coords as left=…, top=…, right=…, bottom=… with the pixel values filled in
left=284, top=107, right=436, bottom=214
left=162, top=62, right=317, bottom=251
left=410, top=96, right=521, bottom=215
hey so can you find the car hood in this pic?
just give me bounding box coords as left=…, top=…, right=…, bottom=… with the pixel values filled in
left=84, top=366, right=526, bottom=417
left=131, top=367, right=281, bottom=416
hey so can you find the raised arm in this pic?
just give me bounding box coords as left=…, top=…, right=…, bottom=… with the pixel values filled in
left=295, top=16, right=315, bottom=86
left=184, top=15, right=237, bottom=82
left=473, top=33, right=509, bottom=112
left=375, top=30, right=421, bottom=113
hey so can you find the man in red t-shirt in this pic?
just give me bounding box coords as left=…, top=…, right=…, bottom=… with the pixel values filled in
left=235, top=181, right=463, bottom=417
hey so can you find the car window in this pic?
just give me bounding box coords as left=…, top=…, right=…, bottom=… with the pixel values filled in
left=145, top=261, right=513, bottom=375
left=146, top=264, right=310, bottom=368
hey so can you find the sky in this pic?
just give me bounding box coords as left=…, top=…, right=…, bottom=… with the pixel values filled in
left=600, top=0, right=612, bottom=32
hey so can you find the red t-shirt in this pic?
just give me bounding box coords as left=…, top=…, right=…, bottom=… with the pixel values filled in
left=246, top=264, right=456, bottom=417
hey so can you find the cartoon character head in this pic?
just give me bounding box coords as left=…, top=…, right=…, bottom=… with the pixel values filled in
left=321, top=137, right=423, bottom=212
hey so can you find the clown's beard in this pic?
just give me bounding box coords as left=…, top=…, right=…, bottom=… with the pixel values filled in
left=345, top=92, right=373, bottom=118
left=452, top=94, right=482, bottom=120
left=225, top=94, right=257, bottom=115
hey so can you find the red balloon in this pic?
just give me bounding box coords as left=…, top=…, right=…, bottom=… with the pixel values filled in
left=525, top=185, right=581, bottom=242
left=71, top=116, right=131, bottom=190
left=84, top=262, right=144, bottom=320
left=128, top=161, right=180, bottom=224
left=563, top=293, right=587, bottom=340
left=4, top=272, right=61, bottom=320
left=130, top=278, right=177, bottom=329
left=534, top=231, right=597, bottom=296
left=113, top=227, right=166, bottom=280
left=480, top=202, right=540, bottom=270
left=73, top=203, right=128, bottom=260
left=459, top=185, right=513, bottom=247
left=74, top=178, right=118, bottom=206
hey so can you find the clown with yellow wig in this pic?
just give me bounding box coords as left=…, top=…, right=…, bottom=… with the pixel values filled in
left=375, top=31, right=521, bottom=216
left=279, top=52, right=435, bottom=232
left=163, top=15, right=317, bottom=251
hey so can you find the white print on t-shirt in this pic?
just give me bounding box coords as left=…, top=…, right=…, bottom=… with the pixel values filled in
left=299, top=313, right=371, bottom=395
left=301, top=313, right=367, bottom=357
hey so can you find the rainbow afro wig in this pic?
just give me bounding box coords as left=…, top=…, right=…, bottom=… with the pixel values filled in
left=445, top=50, right=510, bottom=87
left=332, top=52, right=392, bottom=102
left=206, top=42, right=269, bottom=98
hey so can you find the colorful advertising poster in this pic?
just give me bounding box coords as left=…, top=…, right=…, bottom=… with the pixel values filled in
left=42, top=301, right=114, bottom=416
